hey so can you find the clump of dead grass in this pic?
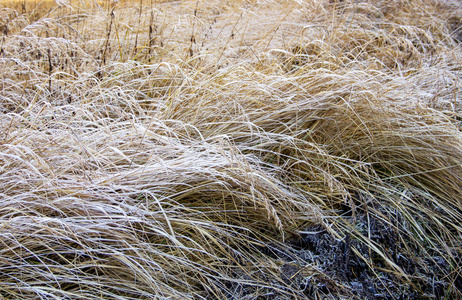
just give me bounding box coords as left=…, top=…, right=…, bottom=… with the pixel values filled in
left=1, top=0, right=462, bottom=299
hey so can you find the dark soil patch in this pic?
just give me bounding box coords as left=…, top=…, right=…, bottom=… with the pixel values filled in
left=213, top=208, right=462, bottom=300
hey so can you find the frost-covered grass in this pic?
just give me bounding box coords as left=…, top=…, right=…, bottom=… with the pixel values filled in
left=1, top=0, right=462, bottom=298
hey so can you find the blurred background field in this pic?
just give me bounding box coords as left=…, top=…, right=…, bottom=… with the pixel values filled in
left=1, top=0, right=462, bottom=299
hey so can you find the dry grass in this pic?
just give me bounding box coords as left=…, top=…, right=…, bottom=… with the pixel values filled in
left=1, top=0, right=462, bottom=299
